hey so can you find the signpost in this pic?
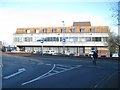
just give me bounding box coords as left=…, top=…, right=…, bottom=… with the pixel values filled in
left=40, top=39, right=44, bottom=55
left=62, top=21, right=65, bottom=56
left=62, top=37, right=66, bottom=56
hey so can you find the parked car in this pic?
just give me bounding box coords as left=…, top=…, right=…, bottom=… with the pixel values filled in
left=46, top=50, right=56, bottom=55
left=112, top=53, right=119, bottom=57
left=69, top=53, right=75, bottom=56
left=100, top=54, right=106, bottom=57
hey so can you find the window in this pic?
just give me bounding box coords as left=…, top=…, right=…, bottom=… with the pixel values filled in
left=69, top=37, right=78, bottom=42
left=26, top=30, right=30, bottom=33
left=96, top=37, right=101, bottom=42
left=24, top=37, right=33, bottom=42
left=45, top=37, right=59, bottom=42
left=60, top=37, right=63, bottom=41
left=61, top=28, right=66, bottom=33
left=80, top=28, right=85, bottom=33
left=52, top=37, right=59, bottom=41
left=52, top=29, right=57, bottom=33
left=79, top=37, right=85, bottom=42
left=48, top=37, right=52, bottom=41
left=102, top=37, right=108, bottom=42
left=70, top=28, right=75, bottom=33
left=85, top=37, right=91, bottom=42
left=60, top=37, right=67, bottom=42
left=90, top=28, right=95, bottom=32
left=43, top=29, right=48, bottom=33
left=44, top=37, right=49, bottom=41
left=92, top=37, right=101, bottom=42
left=35, top=30, right=39, bottom=33
left=14, top=37, right=22, bottom=42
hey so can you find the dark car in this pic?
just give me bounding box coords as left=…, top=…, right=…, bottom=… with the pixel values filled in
left=100, top=54, right=106, bottom=57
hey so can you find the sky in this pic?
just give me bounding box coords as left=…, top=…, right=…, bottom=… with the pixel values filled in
left=0, top=0, right=119, bottom=45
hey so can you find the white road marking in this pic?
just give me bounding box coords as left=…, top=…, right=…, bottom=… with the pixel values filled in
left=94, top=71, right=117, bottom=88
left=52, top=70, right=60, bottom=73
left=56, top=64, right=71, bottom=68
left=4, top=68, right=26, bottom=79
left=45, top=64, right=51, bottom=66
left=22, top=64, right=56, bottom=85
left=56, top=67, right=68, bottom=70
left=21, top=64, right=82, bottom=85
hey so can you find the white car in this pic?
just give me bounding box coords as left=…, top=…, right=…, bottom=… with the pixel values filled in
left=112, top=53, right=119, bottom=57
left=46, top=50, right=56, bottom=55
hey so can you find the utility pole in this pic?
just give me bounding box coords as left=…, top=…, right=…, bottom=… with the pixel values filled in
left=62, top=21, right=65, bottom=56
left=40, top=38, right=44, bottom=55
left=118, top=1, right=120, bottom=57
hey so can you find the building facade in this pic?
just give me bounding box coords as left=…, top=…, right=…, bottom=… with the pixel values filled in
left=0, top=41, right=2, bottom=51
left=13, top=22, right=110, bottom=57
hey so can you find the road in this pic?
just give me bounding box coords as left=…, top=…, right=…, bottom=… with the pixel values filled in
left=1, top=54, right=119, bottom=88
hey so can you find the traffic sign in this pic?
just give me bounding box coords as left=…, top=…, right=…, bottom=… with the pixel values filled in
left=40, top=40, right=44, bottom=43
left=62, top=38, right=66, bottom=42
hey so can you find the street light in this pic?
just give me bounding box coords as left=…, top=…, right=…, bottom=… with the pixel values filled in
left=40, top=38, right=44, bottom=55
left=62, top=21, right=65, bottom=56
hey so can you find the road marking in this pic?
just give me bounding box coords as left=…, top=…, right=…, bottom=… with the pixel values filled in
left=94, top=71, right=116, bottom=88
left=52, top=70, right=60, bottom=73
left=45, top=64, right=51, bottom=66
left=21, top=64, right=82, bottom=85
left=4, top=68, right=26, bottom=79
left=22, top=64, right=56, bottom=85
left=56, top=64, right=71, bottom=68
left=56, top=67, right=68, bottom=70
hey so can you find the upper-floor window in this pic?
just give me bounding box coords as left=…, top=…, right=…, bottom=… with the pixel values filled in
left=52, top=29, right=57, bottom=33
left=70, top=28, right=75, bottom=33
left=92, top=37, right=101, bottom=42
left=85, top=37, right=91, bottom=42
left=35, top=30, right=39, bottom=33
left=14, top=37, right=22, bottom=42
left=80, top=28, right=85, bottom=33
left=90, top=28, right=95, bottom=33
left=43, top=29, right=48, bottom=33
left=61, top=28, right=66, bottom=33
left=24, top=37, right=33, bottom=42
left=25, top=30, right=30, bottom=33
left=102, top=37, right=108, bottom=42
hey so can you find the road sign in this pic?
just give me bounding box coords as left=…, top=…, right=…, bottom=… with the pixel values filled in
left=62, top=38, right=66, bottom=42
left=40, top=40, right=44, bottom=43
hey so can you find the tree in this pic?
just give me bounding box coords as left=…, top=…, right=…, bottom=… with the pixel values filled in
left=110, top=1, right=120, bottom=56
left=108, top=32, right=119, bottom=55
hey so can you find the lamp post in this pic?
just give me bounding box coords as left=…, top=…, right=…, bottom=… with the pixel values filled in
left=40, top=38, right=44, bottom=55
left=62, top=21, right=65, bottom=56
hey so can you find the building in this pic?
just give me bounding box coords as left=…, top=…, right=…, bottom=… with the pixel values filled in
left=0, top=41, right=2, bottom=51
left=13, top=21, right=110, bottom=57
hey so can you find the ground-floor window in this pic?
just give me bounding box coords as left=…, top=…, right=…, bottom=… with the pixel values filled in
left=17, top=46, right=109, bottom=57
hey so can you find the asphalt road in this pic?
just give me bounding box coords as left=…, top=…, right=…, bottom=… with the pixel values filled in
left=1, top=55, right=119, bottom=88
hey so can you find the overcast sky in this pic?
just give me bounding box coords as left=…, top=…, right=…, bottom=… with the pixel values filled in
left=0, top=0, right=119, bottom=45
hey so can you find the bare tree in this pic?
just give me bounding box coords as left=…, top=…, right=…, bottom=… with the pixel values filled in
left=110, top=1, right=120, bottom=56
left=108, top=32, right=119, bottom=55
